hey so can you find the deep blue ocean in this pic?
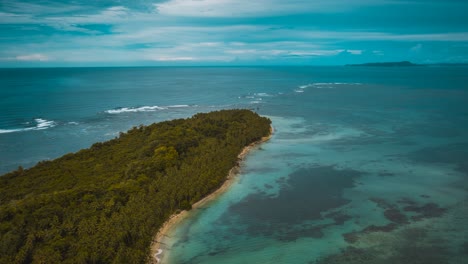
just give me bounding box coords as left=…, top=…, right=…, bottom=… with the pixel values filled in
left=1, top=66, right=468, bottom=263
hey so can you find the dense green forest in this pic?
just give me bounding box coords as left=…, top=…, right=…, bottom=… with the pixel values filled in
left=0, top=109, right=271, bottom=264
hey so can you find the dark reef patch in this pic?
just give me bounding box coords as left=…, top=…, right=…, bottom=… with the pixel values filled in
left=321, top=228, right=452, bottom=264
left=324, top=211, right=353, bottom=225
left=277, top=225, right=327, bottom=242
left=384, top=208, right=408, bottom=224
left=369, top=198, right=446, bottom=223
left=222, top=166, right=362, bottom=240
left=343, top=223, right=398, bottom=243
left=403, top=203, right=447, bottom=221
left=230, top=166, right=360, bottom=223
left=343, top=232, right=359, bottom=243
left=316, top=246, right=378, bottom=264
left=362, top=223, right=398, bottom=233
left=345, top=198, right=447, bottom=244
left=404, top=142, right=468, bottom=175
left=318, top=243, right=451, bottom=264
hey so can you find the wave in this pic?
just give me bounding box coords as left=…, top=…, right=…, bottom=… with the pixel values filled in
left=155, top=249, right=163, bottom=263
left=298, top=84, right=314, bottom=89
left=0, top=128, right=26, bottom=134
left=0, top=118, right=56, bottom=134
left=254, top=92, right=274, bottom=97
left=105, top=104, right=194, bottom=114
left=167, top=104, right=190, bottom=108
left=105, top=106, right=167, bottom=114
left=35, top=118, right=56, bottom=129
left=298, top=82, right=363, bottom=89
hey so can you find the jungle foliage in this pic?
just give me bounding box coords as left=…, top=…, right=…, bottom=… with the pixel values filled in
left=0, top=109, right=271, bottom=264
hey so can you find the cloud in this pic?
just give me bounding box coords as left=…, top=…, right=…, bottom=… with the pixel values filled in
left=155, top=0, right=394, bottom=17
left=3, top=22, right=467, bottom=66
left=1, top=1, right=83, bottom=15
left=0, top=11, right=35, bottom=24
left=0, top=5, right=138, bottom=35
left=45, top=6, right=132, bottom=28
left=15, top=54, right=49, bottom=61
left=285, top=30, right=468, bottom=42
left=1, top=0, right=467, bottom=66
left=149, top=56, right=196, bottom=61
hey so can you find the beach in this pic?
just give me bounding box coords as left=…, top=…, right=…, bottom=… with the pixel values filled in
left=149, top=126, right=274, bottom=263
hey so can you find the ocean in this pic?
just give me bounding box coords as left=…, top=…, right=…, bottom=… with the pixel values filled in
left=1, top=66, right=468, bottom=263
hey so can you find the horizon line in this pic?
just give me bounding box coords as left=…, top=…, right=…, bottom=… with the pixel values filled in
left=1, top=61, right=467, bottom=69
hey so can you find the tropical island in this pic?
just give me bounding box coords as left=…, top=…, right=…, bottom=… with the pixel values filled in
left=0, top=109, right=271, bottom=263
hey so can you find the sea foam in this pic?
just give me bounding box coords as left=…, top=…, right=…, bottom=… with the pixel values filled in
left=254, top=93, right=273, bottom=97
left=0, top=118, right=56, bottom=134
left=105, top=105, right=192, bottom=114
left=298, top=82, right=363, bottom=90
left=105, top=106, right=167, bottom=114
left=167, top=105, right=190, bottom=108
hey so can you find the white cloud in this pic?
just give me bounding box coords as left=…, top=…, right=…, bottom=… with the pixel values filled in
left=0, top=11, right=34, bottom=24
left=272, top=29, right=468, bottom=42
left=15, top=54, right=49, bottom=61
left=0, top=5, right=138, bottom=35
left=148, top=56, right=196, bottom=61
left=1, top=0, right=467, bottom=66
left=1, top=1, right=83, bottom=15
left=2, top=22, right=467, bottom=65
left=155, top=0, right=394, bottom=17
left=361, top=32, right=468, bottom=42
left=46, top=6, right=132, bottom=25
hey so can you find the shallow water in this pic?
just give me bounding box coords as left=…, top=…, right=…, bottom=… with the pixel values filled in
left=1, top=66, right=467, bottom=263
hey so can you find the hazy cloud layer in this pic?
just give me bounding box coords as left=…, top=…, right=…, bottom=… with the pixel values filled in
left=1, top=0, right=467, bottom=66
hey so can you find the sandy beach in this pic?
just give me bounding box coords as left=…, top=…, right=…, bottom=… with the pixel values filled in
left=149, top=126, right=273, bottom=263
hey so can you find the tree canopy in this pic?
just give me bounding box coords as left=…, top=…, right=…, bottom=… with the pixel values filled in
left=0, top=109, right=271, bottom=264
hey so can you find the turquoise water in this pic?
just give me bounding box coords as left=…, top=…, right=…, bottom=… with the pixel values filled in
left=1, top=66, right=468, bottom=263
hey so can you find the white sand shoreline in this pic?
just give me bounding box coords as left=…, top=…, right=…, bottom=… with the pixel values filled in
left=149, top=126, right=273, bottom=264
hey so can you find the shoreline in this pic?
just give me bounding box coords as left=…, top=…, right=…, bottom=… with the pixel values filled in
left=149, top=126, right=274, bottom=264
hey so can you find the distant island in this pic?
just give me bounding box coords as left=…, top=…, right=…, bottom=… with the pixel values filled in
left=346, top=61, right=421, bottom=67
left=346, top=61, right=468, bottom=67
left=0, top=109, right=271, bottom=263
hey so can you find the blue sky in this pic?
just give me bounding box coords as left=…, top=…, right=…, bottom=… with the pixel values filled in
left=1, top=0, right=467, bottom=66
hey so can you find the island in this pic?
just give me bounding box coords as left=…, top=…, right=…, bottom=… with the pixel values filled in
left=345, top=61, right=421, bottom=67
left=0, top=109, right=272, bottom=263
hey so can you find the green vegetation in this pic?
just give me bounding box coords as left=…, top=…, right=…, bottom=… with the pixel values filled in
left=0, top=109, right=271, bottom=264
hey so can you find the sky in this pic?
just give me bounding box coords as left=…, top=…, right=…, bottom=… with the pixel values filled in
left=0, top=0, right=467, bottom=67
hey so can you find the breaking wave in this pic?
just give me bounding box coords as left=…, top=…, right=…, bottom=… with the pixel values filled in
left=0, top=118, right=57, bottom=134
left=298, top=82, right=363, bottom=90
left=105, top=105, right=191, bottom=114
